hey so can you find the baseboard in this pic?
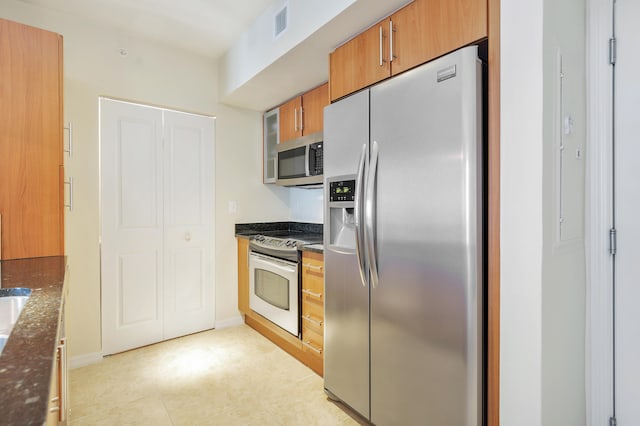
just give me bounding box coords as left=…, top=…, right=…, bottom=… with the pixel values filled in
left=69, top=351, right=103, bottom=370
left=215, top=315, right=244, bottom=329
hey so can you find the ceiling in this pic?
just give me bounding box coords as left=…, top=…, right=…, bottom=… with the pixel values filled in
left=17, top=0, right=410, bottom=110
left=17, top=0, right=275, bottom=58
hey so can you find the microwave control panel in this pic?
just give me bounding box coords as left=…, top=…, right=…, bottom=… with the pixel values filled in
left=329, top=180, right=356, bottom=202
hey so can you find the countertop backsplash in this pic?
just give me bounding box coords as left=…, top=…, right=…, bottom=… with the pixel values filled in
left=289, top=187, right=323, bottom=224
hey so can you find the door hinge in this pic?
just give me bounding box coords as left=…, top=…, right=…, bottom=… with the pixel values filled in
left=610, top=416, right=617, bottom=426
left=609, top=228, right=617, bottom=255
left=609, top=38, right=617, bottom=65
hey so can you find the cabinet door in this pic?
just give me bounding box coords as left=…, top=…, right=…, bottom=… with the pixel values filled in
left=263, top=108, right=278, bottom=183
left=0, top=19, right=64, bottom=260
left=279, top=96, right=302, bottom=143
left=391, top=0, right=487, bottom=76
left=329, top=18, right=391, bottom=102
left=237, top=238, right=250, bottom=314
left=301, top=83, right=329, bottom=135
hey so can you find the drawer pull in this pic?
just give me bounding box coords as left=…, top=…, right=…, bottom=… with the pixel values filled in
left=302, top=288, right=322, bottom=299
left=302, top=340, right=322, bottom=354
left=303, top=263, right=323, bottom=272
left=302, top=314, right=323, bottom=327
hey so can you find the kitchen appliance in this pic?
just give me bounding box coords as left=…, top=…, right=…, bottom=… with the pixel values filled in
left=276, top=132, right=323, bottom=187
left=323, top=46, right=484, bottom=425
left=248, top=233, right=322, bottom=336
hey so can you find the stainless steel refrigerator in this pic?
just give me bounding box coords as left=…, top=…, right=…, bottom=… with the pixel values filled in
left=323, top=46, right=483, bottom=425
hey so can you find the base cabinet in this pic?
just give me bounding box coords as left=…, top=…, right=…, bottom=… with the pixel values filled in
left=237, top=238, right=325, bottom=376
left=301, top=251, right=324, bottom=376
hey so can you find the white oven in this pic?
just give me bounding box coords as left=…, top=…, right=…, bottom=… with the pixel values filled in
left=249, top=251, right=299, bottom=336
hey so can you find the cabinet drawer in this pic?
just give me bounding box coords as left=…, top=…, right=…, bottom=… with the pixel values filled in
left=302, top=296, right=323, bottom=321
left=301, top=252, right=324, bottom=296
left=302, top=323, right=323, bottom=354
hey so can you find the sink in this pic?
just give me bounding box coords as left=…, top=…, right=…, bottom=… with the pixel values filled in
left=0, top=288, right=31, bottom=354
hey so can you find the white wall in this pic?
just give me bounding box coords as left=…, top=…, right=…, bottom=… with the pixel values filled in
left=500, top=0, right=544, bottom=424
left=1, top=0, right=290, bottom=360
left=541, top=0, right=587, bottom=423
left=219, top=0, right=355, bottom=100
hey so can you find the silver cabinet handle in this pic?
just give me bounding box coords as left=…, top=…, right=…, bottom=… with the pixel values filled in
left=302, top=288, right=322, bottom=299
left=389, top=20, right=395, bottom=63
left=302, top=314, right=323, bottom=327
left=303, top=263, right=323, bottom=272
left=365, top=141, right=379, bottom=288
left=184, top=232, right=192, bottom=242
left=64, top=176, right=73, bottom=211
left=294, top=108, right=298, bottom=132
left=58, top=338, right=67, bottom=422
left=299, top=107, right=304, bottom=132
left=379, top=25, right=384, bottom=66
left=302, top=340, right=322, bottom=354
left=64, top=122, right=73, bottom=157
left=354, top=144, right=368, bottom=287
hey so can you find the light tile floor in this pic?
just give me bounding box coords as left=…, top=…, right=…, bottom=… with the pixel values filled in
left=69, top=325, right=365, bottom=425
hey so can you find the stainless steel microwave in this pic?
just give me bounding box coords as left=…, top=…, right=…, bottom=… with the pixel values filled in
left=276, top=132, right=323, bottom=187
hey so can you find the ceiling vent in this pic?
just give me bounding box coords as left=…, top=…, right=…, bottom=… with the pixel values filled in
left=274, top=4, right=288, bottom=39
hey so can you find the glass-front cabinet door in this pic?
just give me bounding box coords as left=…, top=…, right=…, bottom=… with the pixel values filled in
left=263, top=108, right=279, bottom=183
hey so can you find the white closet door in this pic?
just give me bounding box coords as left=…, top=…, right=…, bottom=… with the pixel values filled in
left=100, top=99, right=164, bottom=355
left=163, top=110, right=215, bottom=340
left=615, top=0, right=640, bottom=422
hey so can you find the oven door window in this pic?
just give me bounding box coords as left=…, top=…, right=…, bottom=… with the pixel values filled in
left=254, top=268, right=290, bottom=311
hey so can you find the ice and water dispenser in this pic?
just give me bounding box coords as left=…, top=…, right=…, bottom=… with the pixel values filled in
left=327, top=177, right=357, bottom=251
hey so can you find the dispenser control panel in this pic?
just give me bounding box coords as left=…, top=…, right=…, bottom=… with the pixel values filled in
left=329, top=180, right=356, bottom=202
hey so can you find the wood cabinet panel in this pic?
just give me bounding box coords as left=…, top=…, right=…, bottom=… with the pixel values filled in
left=329, top=18, right=391, bottom=101
left=301, top=251, right=324, bottom=376
left=279, top=96, right=302, bottom=143
left=329, top=0, right=488, bottom=100
left=301, top=83, right=329, bottom=135
left=237, top=238, right=250, bottom=315
left=0, top=19, right=64, bottom=260
left=391, top=0, right=488, bottom=75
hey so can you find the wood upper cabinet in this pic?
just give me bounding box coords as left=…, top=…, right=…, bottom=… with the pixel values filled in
left=329, top=0, right=488, bottom=101
left=391, top=0, right=487, bottom=76
left=237, top=238, right=250, bottom=315
left=329, top=18, right=391, bottom=102
left=0, top=19, right=64, bottom=260
left=279, top=82, right=329, bottom=143
left=301, top=83, right=329, bottom=136
left=279, top=96, right=302, bottom=143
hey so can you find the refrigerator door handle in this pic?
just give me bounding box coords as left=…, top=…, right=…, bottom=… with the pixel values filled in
left=365, top=141, right=380, bottom=288
left=354, top=143, right=368, bottom=287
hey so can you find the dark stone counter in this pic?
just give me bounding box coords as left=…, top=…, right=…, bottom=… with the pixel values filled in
left=0, top=256, right=67, bottom=425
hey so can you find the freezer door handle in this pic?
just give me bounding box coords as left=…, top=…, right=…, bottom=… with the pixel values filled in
left=365, top=141, right=380, bottom=288
left=354, top=143, right=368, bottom=287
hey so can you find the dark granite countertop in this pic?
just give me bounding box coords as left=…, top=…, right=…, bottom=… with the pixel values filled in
left=235, top=222, right=324, bottom=253
left=0, top=256, right=67, bottom=425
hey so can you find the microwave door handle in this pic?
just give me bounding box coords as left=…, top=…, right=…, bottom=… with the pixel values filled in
left=305, top=144, right=310, bottom=177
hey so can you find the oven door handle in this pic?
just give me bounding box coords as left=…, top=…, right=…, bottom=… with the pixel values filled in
left=250, top=252, right=297, bottom=273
